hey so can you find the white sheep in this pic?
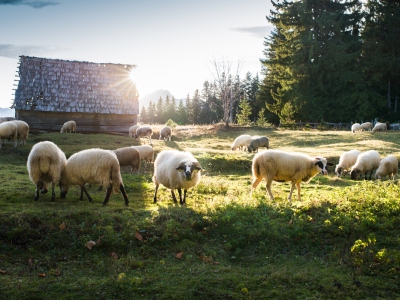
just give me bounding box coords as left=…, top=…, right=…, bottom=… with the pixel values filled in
left=60, top=120, right=76, bottom=133
left=11, top=120, right=29, bottom=145
left=153, top=149, right=202, bottom=205
left=27, top=141, right=67, bottom=201
left=251, top=150, right=330, bottom=202
left=159, top=126, right=172, bottom=141
left=231, top=134, right=252, bottom=151
left=247, top=136, right=269, bottom=153
left=113, top=146, right=141, bottom=174
left=59, top=148, right=129, bottom=206
left=335, top=149, right=361, bottom=177
left=134, top=126, right=153, bottom=144
left=131, top=145, right=154, bottom=166
left=351, top=123, right=362, bottom=133
left=129, top=125, right=140, bottom=137
left=350, top=150, right=380, bottom=180
left=0, top=121, right=18, bottom=148
left=374, top=155, right=398, bottom=180
left=372, top=122, right=387, bottom=133
left=359, top=122, right=373, bottom=131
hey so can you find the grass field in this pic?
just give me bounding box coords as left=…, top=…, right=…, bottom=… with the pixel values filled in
left=1, top=125, right=400, bottom=299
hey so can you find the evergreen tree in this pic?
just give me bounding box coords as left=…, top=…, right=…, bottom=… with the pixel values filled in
left=147, top=100, right=155, bottom=124
left=176, top=99, right=187, bottom=124
left=236, top=96, right=252, bottom=125
left=140, top=105, right=148, bottom=124
left=191, top=90, right=202, bottom=124
left=155, top=97, right=164, bottom=124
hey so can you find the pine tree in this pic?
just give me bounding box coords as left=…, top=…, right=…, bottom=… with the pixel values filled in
left=155, top=97, right=164, bottom=124
left=236, top=97, right=252, bottom=125
left=176, top=99, right=187, bottom=124
left=140, top=105, right=148, bottom=123
left=147, top=100, right=155, bottom=124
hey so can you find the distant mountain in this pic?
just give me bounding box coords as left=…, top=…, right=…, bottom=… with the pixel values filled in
left=0, top=108, right=15, bottom=118
left=139, top=89, right=186, bottom=111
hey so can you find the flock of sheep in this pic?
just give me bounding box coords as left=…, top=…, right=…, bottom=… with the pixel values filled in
left=351, top=121, right=388, bottom=133
left=0, top=117, right=397, bottom=206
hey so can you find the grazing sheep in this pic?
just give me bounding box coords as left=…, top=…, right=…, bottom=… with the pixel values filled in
left=131, top=145, right=154, bottom=166
left=59, top=148, right=129, bottom=206
left=359, top=122, right=373, bottom=131
left=375, top=155, right=398, bottom=180
left=372, top=122, right=387, bottom=133
left=134, top=126, right=153, bottom=144
left=10, top=120, right=29, bottom=145
left=60, top=120, right=76, bottom=133
left=0, top=121, right=18, bottom=148
left=129, top=125, right=140, bottom=137
left=153, top=150, right=202, bottom=205
left=350, top=150, right=380, bottom=180
left=113, top=147, right=141, bottom=174
left=27, top=141, right=67, bottom=201
left=231, top=134, right=252, bottom=151
left=335, top=149, right=361, bottom=177
left=159, top=126, right=172, bottom=141
left=351, top=123, right=362, bottom=133
left=247, top=136, right=269, bottom=153
left=251, top=150, right=329, bottom=202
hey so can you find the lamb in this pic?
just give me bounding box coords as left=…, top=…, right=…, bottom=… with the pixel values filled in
left=335, top=149, right=361, bottom=177
left=350, top=150, right=381, bottom=180
left=10, top=120, right=29, bottom=145
left=0, top=121, right=18, bottom=148
left=374, top=155, right=398, bottom=180
left=159, top=126, right=172, bottom=141
left=134, top=126, right=153, bottom=144
left=231, top=134, right=252, bottom=151
left=129, top=125, right=140, bottom=137
left=27, top=141, right=67, bottom=201
left=351, top=123, right=362, bottom=133
left=113, top=146, right=141, bottom=174
left=59, top=148, right=129, bottom=206
left=153, top=150, right=202, bottom=205
left=359, top=122, right=373, bottom=131
left=60, top=120, right=76, bottom=133
left=372, top=122, right=387, bottom=133
left=247, top=136, right=269, bottom=153
left=251, top=150, right=329, bottom=202
left=131, top=145, right=154, bottom=166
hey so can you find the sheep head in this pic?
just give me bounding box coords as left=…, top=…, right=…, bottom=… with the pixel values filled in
left=176, top=161, right=202, bottom=181
left=314, top=157, right=328, bottom=175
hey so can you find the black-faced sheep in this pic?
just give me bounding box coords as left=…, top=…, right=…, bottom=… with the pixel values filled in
left=251, top=150, right=330, bottom=202
left=231, top=134, right=252, bottom=151
left=153, top=150, right=202, bottom=205
left=372, top=122, right=387, bottom=133
left=335, top=149, right=361, bottom=177
left=60, top=120, right=76, bottom=133
left=374, top=155, right=398, bottom=180
left=350, top=150, right=380, bottom=180
left=129, top=125, right=140, bottom=137
left=247, top=136, right=269, bottom=153
left=59, top=148, right=129, bottom=206
left=134, top=126, right=153, bottom=144
left=27, top=141, right=67, bottom=201
left=0, top=121, right=18, bottom=148
left=113, top=147, right=141, bottom=174
left=159, top=126, right=172, bottom=141
left=10, top=120, right=29, bottom=145
left=131, top=145, right=154, bottom=166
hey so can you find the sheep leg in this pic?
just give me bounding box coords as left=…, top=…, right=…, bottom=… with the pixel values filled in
left=288, top=182, right=296, bottom=202
left=102, top=186, right=112, bottom=206
left=170, top=190, right=178, bottom=203
left=177, top=188, right=184, bottom=205
left=119, top=184, right=129, bottom=206
left=296, top=182, right=301, bottom=201
left=80, top=185, right=93, bottom=202
left=153, top=184, right=159, bottom=203
left=265, top=178, right=274, bottom=200
left=51, top=182, right=56, bottom=202
left=368, top=170, right=373, bottom=180
left=34, top=181, right=43, bottom=201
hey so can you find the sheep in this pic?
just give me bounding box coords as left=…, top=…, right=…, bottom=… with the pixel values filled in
left=351, top=123, right=362, bottom=133
left=335, top=149, right=361, bottom=177
left=0, top=121, right=18, bottom=148
left=247, top=136, right=269, bottom=153
left=350, top=150, right=381, bottom=180
left=153, top=150, right=202, bottom=205
left=231, top=134, right=252, bottom=151
left=374, top=155, right=398, bottom=180
left=131, top=145, right=154, bottom=166
left=113, top=146, right=141, bottom=174
left=129, top=125, right=140, bottom=137
left=134, top=126, right=153, bottom=144
left=372, top=122, right=387, bottom=133
left=27, top=141, right=67, bottom=201
left=10, top=120, right=29, bottom=145
left=251, top=150, right=330, bottom=202
left=59, top=148, right=129, bottom=206
left=359, top=122, right=373, bottom=131
left=60, top=120, right=76, bottom=133
left=159, top=126, right=172, bottom=141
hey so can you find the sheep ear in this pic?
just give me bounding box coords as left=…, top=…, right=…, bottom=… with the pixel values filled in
left=193, top=162, right=202, bottom=171
left=176, top=163, right=185, bottom=171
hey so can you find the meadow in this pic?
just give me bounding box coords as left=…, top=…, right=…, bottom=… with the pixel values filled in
left=0, top=125, right=400, bottom=299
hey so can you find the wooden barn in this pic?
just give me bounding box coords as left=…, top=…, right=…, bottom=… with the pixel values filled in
left=12, top=56, right=139, bottom=134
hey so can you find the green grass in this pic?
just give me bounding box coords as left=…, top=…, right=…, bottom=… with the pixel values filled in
left=1, top=127, right=400, bottom=299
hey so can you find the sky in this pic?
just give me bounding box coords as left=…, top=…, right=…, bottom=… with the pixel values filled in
left=0, top=0, right=273, bottom=109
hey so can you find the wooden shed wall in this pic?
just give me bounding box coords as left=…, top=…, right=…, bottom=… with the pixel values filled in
left=16, top=110, right=137, bottom=134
